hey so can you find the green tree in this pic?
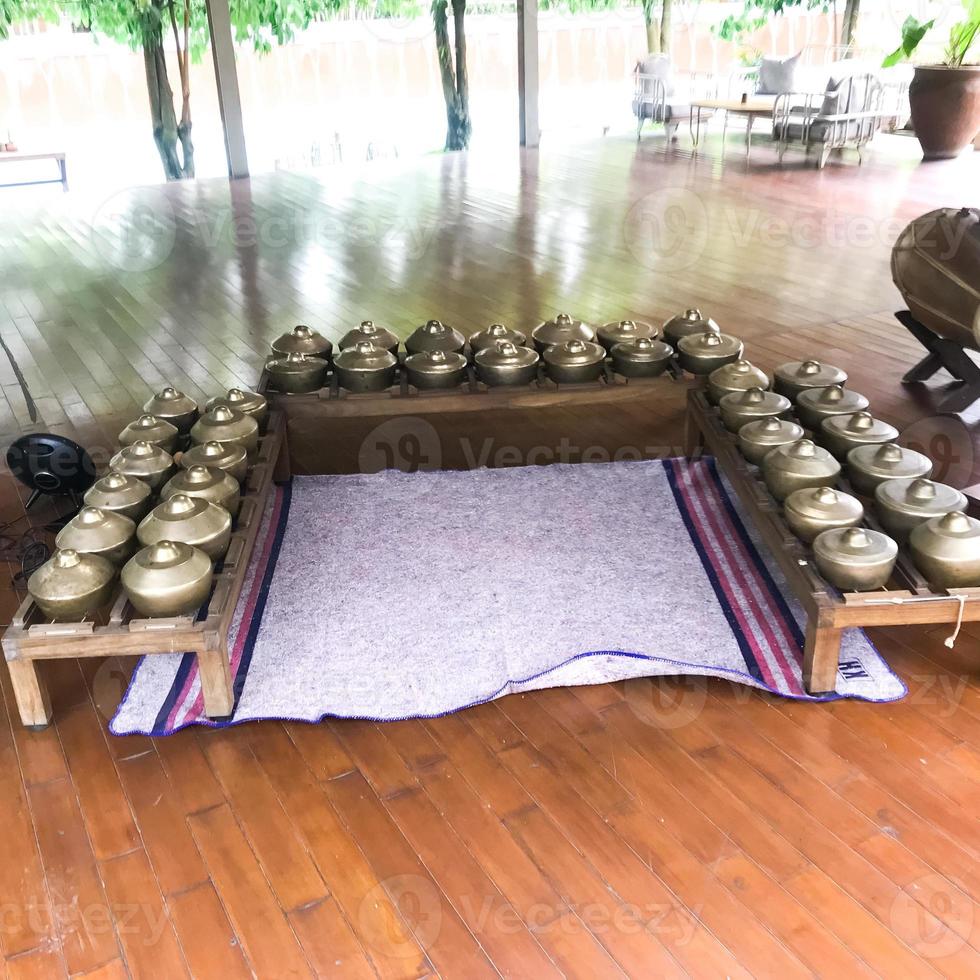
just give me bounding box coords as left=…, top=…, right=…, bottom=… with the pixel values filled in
left=1, top=0, right=336, bottom=180
left=715, top=0, right=859, bottom=50
left=432, top=0, right=469, bottom=149
left=642, top=0, right=672, bottom=55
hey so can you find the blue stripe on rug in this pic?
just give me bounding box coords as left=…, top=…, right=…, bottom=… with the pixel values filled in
left=663, top=458, right=766, bottom=684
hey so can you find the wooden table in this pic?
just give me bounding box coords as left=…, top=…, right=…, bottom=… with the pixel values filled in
left=0, top=150, right=69, bottom=192
left=690, top=99, right=775, bottom=158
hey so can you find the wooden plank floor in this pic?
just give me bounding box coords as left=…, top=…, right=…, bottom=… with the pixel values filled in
left=1, top=133, right=979, bottom=977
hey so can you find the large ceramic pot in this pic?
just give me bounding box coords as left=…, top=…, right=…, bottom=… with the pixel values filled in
left=190, top=405, right=259, bottom=455
left=543, top=339, right=606, bottom=383
left=118, top=415, right=178, bottom=454
left=469, top=323, right=527, bottom=355
left=28, top=549, right=117, bottom=621
left=333, top=341, right=398, bottom=392
left=609, top=337, right=673, bottom=378
left=121, top=541, right=214, bottom=618
left=56, top=506, right=137, bottom=566
left=403, top=350, right=469, bottom=390
left=813, top=527, right=898, bottom=592
left=405, top=320, right=466, bottom=355
left=83, top=471, right=153, bottom=522
left=143, top=387, right=199, bottom=433
left=891, top=207, right=980, bottom=351
left=474, top=342, right=540, bottom=386
left=531, top=314, right=596, bottom=354
left=909, top=66, right=980, bottom=161
left=137, top=494, right=232, bottom=562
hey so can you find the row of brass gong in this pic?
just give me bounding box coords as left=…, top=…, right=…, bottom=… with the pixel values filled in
left=705, top=353, right=980, bottom=591
left=263, top=311, right=740, bottom=393
left=27, top=387, right=269, bottom=621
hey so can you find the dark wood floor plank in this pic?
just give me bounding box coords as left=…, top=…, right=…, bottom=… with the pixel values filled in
left=289, top=898, right=387, bottom=980
left=166, top=883, right=253, bottom=980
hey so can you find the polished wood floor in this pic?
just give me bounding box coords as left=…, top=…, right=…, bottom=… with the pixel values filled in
left=1, top=132, right=979, bottom=978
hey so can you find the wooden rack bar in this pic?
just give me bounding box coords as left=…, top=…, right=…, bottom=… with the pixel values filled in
left=686, top=390, right=980, bottom=694
left=2, top=411, right=290, bottom=729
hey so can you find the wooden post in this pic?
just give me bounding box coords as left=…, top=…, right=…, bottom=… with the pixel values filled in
left=206, top=0, right=250, bottom=179
left=7, top=659, right=53, bottom=729
left=197, top=644, right=234, bottom=719
left=517, top=0, right=540, bottom=147
left=802, top=613, right=842, bottom=696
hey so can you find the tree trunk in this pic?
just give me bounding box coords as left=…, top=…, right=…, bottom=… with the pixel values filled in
left=432, top=0, right=471, bottom=150
left=643, top=1, right=660, bottom=54
left=660, top=0, right=673, bottom=56
left=840, top=0, right=860, bottom=49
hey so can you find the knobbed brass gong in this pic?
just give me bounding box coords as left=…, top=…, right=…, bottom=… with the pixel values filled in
left=56, top=506, right=137, bottom=566
left=773, top=360, right=848, bottom=401
left=266, top=352, right=329, bottom=394
left=719, top=387, right=791, bottom=432
left=474, top=341, right=540, bottom=386
left=162, top=464, right=241, bottom=518
left=762, top=439, right=841, bottom=501
left=403, top=349, right=469, bottom=390
left=137, top=493, right=232, bottom=562
left=813, top=527, right=898, bottom=591
left=784, top=486, right=864, bottom=543
left=28, top=549, right=116, bottom=621
left=110, top=440, right=175, bottom=490
left=271, top=324, right=333, bottom=360
left=190, top=405, right=259, bottom=455
left=846, top=443, right=933, bottom=497
left=118, top=414, right=179, bottom=454
left=609, top=337, right=673, bottom=378
left=874, top=477, right=968, bottom=541
left=143, top=386, right=199, bottom=434
left=180, top=440, right=248, bottom=484
left=468, top=323, right=527, bottom=355
left=676, top=331, right=744, bottom=375
left=737, top=416, right=805, bottom=466
left=333, top=341, right=398, bottom=392
left=83, top=471, right=153, bottom=522
left=543, top=339, right=606, bottom=383
left=795, top=384, right=870, bottom=432
left=405, top=319, right=466, bottom=355
left=596, top=319, right=659, bottom=352
left=820, top=411, right=898, bottom=461
left=706, top=359, right=770, bottom=405
left=531, top=313, right=597, bottom=354
left=205, top=388, right=268, bottom=430
left=121, top=541, right=214, bottom=618
left=338, top=320, right=399, bottom=354
left=909, top=511, right=980, bottom=588
left=662, top=309, right=720, bottom=348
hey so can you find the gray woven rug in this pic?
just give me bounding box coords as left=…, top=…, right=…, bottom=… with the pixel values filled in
left=111, top=458, right=905, bottom=735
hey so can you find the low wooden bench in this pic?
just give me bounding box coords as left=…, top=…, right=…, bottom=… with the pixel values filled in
left=0, top=150, right=69, bottom=192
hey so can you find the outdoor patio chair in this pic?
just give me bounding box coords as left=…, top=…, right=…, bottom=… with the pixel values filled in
left=773, top=72, right=884, bottom=168
left=633, top=55, right=715, bottom=143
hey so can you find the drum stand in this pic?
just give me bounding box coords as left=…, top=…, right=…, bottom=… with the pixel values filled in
left=897, top=309, right=980, bottom=414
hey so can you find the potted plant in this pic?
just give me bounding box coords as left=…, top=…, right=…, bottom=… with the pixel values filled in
left=884, top=0, right=980, bottom=158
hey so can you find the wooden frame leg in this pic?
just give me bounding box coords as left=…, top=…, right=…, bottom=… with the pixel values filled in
left=803, top=619, right=842, bottom=695
left=197, top=645, right=234, bottom=719
left=274, top=423, right=292, bottom=483
left=684, top=412, right=704, bottom=458
left=7, top=659, right=53, bottom=729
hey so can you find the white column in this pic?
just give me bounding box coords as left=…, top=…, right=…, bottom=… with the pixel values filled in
left=517, top=0, right=540, bottom=147
left=206, top=0, right=249, bottom=178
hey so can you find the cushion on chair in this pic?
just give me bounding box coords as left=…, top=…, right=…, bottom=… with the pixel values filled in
left=777, top=117, right=865, bottom=142
left=757, top=53, right=801, bottom=95
left=637, top=54, right=675, bottom=97
left=820, top=72, right=876, bottom=115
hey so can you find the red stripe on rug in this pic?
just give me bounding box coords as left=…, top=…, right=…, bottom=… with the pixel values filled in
left=166, top=487, right=285, bottom=729
left=698, top=465, right=803, bottom=694
left=676, top=460, right=801, bottom=693
left=686, top=461, right=804, bottom=693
